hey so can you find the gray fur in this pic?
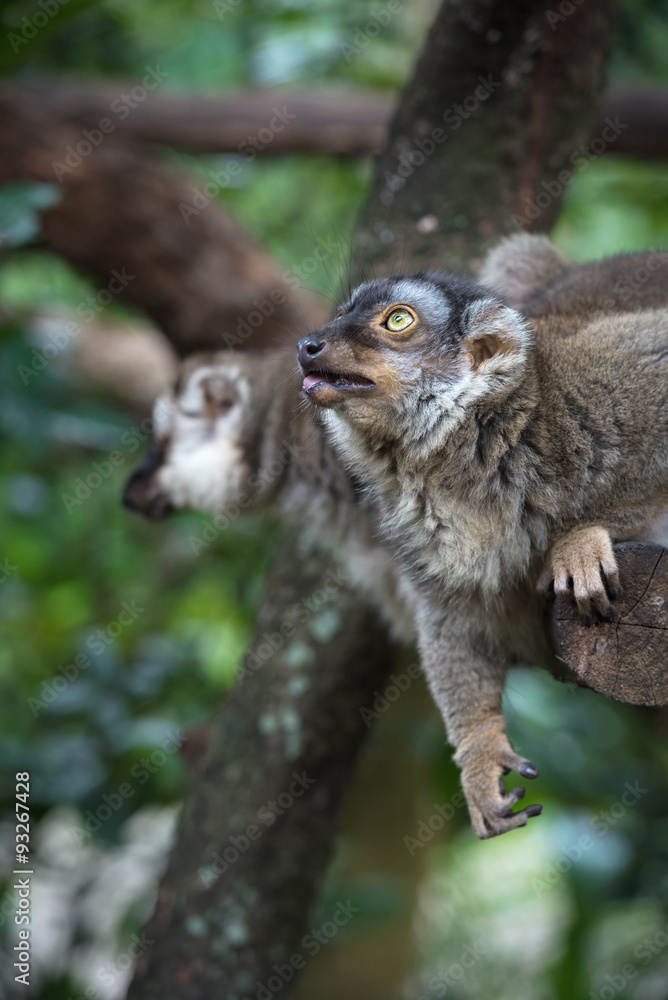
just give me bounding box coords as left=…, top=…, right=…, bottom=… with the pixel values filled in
left=126, top=348, right=415, bottom=644
left=300, top=236, right=668, bottom=838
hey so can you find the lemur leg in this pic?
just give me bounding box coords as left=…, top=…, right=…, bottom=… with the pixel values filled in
left=415, top=601, right=542, bottom=840
left=537, top=524, right=621, bottom=621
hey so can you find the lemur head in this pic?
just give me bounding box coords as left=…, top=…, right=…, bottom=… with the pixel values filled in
left=123, top=352, right=276, bottom=520
left=297, top=273, right=532, bottom=448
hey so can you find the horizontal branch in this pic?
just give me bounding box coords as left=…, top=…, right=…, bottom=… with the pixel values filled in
left=551, top=542, right=668, bottom=707
left=6, top=81, right=668, bottom=159
left=6, top=82, right=391, bottom=156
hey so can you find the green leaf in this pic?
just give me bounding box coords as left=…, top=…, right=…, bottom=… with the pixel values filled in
left=0, top=183, right=61, bottom=250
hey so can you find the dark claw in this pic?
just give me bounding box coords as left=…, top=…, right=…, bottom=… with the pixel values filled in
left=511, top=786, right=525, bottom=799
left=606, top=604, right=619, bottom=620
left=525, top=804, right=543, bottom=818
left=583, top=612, right=596, bottom=627
left=499, top=776, right=506, bottom=795
left=519, top=761, right=539, bottom=779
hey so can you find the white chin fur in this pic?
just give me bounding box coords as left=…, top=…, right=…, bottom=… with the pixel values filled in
left=158, top=436, right=248, bottom=514
left=156, top=366, right=253, bottom=513
left=152, top=392, right=175, bottom=442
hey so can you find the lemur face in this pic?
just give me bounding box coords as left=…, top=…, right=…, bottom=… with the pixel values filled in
left=123, top=356, right=253, bottom=519
left=297, top=273, right=531, bottom=438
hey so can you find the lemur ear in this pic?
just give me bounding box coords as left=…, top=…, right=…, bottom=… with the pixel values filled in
left=462, top=299, right=530, bottom=372
left=201, top=374, right=239, bottom=415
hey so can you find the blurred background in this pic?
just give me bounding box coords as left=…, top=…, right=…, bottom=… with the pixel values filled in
left=1, top=0, right=668, bottom=998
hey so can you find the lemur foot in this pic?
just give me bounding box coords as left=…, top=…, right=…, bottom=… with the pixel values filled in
left=454, top=719, right=542, bottom=839
left=537, top=525, right=621, bottom=622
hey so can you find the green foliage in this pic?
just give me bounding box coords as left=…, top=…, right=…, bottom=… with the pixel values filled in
left=0, top=321, right=278, bottom=824
left=553, top=159, right=668, bottom=261
left=0, top=182, right=60, bottom=248
left=612, top=0, right=668, bottom=84
left=1, top=0, right=668, bottom=996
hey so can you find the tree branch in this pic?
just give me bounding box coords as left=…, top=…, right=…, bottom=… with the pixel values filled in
left=355, top=0, right=618, bottom=274
left=5, top=82, right=391, bottom=156
left=6, top=81, right=666, bottom=159
left=552, top=543, right=668, bottom=707
left=0, top=92, right=326, bottom=356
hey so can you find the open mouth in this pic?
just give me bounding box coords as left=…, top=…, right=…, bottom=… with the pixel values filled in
left=302, top=370, right=376, bottom=393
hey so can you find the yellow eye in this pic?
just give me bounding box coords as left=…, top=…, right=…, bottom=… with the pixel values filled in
left=385, top=308, right=415, bottom=333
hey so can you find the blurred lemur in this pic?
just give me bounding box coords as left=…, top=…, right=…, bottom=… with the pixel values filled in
left=122, top=349, right=416, bottom=643
left=296, top=233, right=668, bottom=839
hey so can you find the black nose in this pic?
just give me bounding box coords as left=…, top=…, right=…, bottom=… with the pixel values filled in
left=122, top=439, right=174, bottom=521
left=123, top=470, right=174, bottom=521
left=297, top=337, right=326, bottom=367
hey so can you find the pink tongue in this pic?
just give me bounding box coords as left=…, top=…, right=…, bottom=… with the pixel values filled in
left=303, top=374, right=325, bottom=389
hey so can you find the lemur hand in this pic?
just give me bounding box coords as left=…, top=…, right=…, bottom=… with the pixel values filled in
left=537, top=525, right=621, bottom=623
left=454, top=717, right=542, bottom=839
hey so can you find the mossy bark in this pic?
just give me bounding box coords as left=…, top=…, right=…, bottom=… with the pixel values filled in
left=128, top=533, right=397, bottom=999
left=355, top=0, right=618, bottom=277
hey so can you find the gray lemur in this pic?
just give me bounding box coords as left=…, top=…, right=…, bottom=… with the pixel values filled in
left=296, top=233, right=668, bottom=839
left=122, top=348, right=415, bottom=643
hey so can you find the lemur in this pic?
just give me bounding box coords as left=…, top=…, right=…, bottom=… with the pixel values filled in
left=296, top=233, right=668, bottom=839
left=122, top=349, right=415, bottom=643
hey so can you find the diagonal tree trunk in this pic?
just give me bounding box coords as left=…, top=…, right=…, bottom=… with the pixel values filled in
left=128, top=537, right=397, bottom=998
left=355, top=0, right=617, bottom=276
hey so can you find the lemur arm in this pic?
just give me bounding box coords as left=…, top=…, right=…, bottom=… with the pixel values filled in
left=414, top=594, right=542, bottom=839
